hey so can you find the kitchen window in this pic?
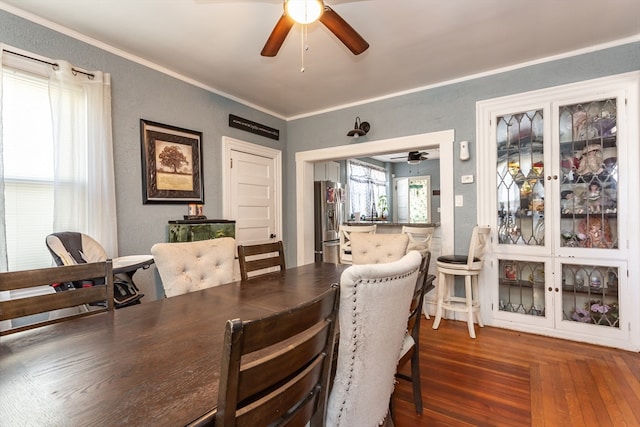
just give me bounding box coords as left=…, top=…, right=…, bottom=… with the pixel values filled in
left=347, top=159, right=388, bottom=220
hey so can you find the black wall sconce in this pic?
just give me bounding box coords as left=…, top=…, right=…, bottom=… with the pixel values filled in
left=347, top=116, right=370, bottom=139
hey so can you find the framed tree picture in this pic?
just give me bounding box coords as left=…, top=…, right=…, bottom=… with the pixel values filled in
left=140, top=119, right=204, bottom=204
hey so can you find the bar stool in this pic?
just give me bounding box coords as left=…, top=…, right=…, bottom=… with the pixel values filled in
left=432, top=225, right=490, bottom=338
left=338, top=224, right=377, bottom=264
left=402, top=226, right=434, bottom=257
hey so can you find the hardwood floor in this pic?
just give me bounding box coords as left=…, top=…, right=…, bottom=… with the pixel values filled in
left=392, top=317, right=640, bottom=427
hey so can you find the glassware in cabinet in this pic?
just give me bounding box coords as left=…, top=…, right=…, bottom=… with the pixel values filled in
left=496, top=109, right=545, bottom=246
left=561, top=263, right=619, bottom=328
left=558, top=98, right=618, bottom=250
left=478, top=72, right=639, bottom=350
left=498, top=259, right=546, bottom=317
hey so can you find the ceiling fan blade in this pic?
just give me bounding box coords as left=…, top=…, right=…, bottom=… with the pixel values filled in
left=319, top=6, right=369, bottom=55
left=261, top=13, right=295, bottom=57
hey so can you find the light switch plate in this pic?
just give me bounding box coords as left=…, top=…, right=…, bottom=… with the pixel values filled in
left=455, top=195, right=464, bottom=207
left=461, top=175, right=474, bottom=183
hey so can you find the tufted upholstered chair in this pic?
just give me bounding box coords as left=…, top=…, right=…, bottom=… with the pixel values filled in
left=150, top=237, right=236, bottom=298
left=338, top=224, right=377, bottom=264
left=350, top=232, right=409, bottom=265
left=326, top=251, right=422, bottom=427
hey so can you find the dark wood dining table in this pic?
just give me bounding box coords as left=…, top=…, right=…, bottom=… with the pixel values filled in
left=0, top=262, right=348, bottom=426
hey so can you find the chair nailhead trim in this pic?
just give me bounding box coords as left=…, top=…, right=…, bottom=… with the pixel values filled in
left=333, top=266, right=419, bottom=426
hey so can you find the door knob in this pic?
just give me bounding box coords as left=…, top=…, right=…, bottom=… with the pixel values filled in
left=270, top=233, right=276, bottom=239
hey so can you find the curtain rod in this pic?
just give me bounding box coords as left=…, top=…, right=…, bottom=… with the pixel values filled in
left=3, top=49, right=95, bottom=79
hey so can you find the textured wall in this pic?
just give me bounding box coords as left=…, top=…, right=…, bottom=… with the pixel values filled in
left=0, top=10, right=286, bottom=299
left=285, top=42, right=640, bottom=257
left=2, top=9, right=638, bottom=298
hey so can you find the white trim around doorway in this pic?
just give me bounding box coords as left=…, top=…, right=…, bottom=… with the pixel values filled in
left=295, top=130, right=455, bottom=266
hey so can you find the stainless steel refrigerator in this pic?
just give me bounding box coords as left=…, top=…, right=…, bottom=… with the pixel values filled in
left=314, top=181, right=345, bottom=263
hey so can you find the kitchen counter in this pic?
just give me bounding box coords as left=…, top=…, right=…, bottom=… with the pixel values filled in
left=345, top=221, right=438, bottom=227
left=344, top=221, right=439, bottom=235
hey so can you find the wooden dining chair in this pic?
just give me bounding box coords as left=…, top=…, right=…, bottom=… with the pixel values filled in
left=237, top=240, right=286, bottom=281
left=0, top=261, right=114, bottom=336
left=187, top=285, right=340, bottom=427
left=394, top=251, right=436, bottom=416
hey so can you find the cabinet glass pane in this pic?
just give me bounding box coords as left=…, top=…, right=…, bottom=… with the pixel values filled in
left=558, top=99, right=618, bottom=249
left=562, top=263, right=619, bottom=328
left=498, top=259, right=545, bottom=316
left=496, top=110, right=545, bottom=245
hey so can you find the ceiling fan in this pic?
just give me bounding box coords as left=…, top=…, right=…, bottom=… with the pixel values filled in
left=391, top=151, right=429, bottom=164
left=261, top=0, right=369, bottom=57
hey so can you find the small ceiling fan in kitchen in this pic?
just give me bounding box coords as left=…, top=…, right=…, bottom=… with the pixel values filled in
left=391, top=151, right=430, bottom=165
left=261, top=0, right=369, bottom=57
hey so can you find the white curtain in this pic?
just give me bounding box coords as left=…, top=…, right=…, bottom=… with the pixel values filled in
left=0, top=51, right=7, bottom=272
left=48, top=60, right=118, bottom=257
left=0, top=51, right=10, bottom=332
left=348, top=160, right=387, bottom=219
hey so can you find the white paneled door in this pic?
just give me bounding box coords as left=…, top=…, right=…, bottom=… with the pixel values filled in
left=222, top=137, right=282, bottom=248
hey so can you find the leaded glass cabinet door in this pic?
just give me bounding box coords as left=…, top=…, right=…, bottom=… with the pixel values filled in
left=495, top=108, right=552, bottom=324
left=560, top=262, right=620, bottom=329
left=496, top=109, right=547, bottom=249
left=555, top=97, right=623, bottom=338
left=478, top=73, right=639, bottom=351
left=557, top=98, right=619, bottom=252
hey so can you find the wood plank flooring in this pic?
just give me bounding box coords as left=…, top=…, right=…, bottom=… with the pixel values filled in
left=392, top=317, right=640, bottom=427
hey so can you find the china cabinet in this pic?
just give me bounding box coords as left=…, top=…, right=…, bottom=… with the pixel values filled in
left=477, top=72, right=639, bottom=351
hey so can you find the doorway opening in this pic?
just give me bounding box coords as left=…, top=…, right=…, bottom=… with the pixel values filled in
left=295, top=130, right=455, bottom=265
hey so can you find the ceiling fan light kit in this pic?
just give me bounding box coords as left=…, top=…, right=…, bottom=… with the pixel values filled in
left=347, top=116, right=370, bottom=138
left=407, top=151, right=428, bottom=164
left=285, top=0, right=324, bottom=24
left=261, top=1, right=369, bottom=57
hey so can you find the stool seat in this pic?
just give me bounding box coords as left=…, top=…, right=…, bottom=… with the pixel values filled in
left=437, top=255, right=479, bottom=264
left=432, top=226, right=490, bottom=338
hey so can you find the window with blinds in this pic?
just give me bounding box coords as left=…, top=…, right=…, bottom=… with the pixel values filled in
left=2, top=66, right=56, bottom=270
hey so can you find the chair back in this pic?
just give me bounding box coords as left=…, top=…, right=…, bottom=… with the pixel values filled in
left=466, top=225, right=491, bottom=269
left=402, top=226, right=434, bottom=255
left=338, top=224, right=377, bottom=264
left=151, top=237, right=236, bottom=297
left=0, top=261, right=114, bottom=336
left=399, top=252, right=435, bottom=363
left=46, top=232, right=108, bottom=266
left=208, top=286, right=339, bottom=427
left=395, top=252, right=435, bottom=415
left=409, top=252, right=435, bottom=342
left=237, top=241, right=286, bottom=281
left=350, top=232, right=409, bottom=264
left=327, top=251, right=422, bottom=427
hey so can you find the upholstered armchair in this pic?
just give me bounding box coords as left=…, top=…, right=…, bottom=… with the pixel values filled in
left=150, top=237, right=236, bottom=297
left=349, top=232, right=409, bottom=265
left=326, top=250, right=422, bottom=427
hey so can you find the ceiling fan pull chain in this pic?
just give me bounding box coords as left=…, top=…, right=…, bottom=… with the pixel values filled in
left=300, top=24, right=307, bottom=72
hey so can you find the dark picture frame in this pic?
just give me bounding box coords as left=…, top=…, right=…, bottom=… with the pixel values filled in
left=140, top=119, right=204, bottom=204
